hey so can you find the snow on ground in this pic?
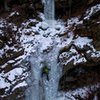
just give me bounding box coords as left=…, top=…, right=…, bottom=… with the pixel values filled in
left=87, top=50, right=100, bottom=58
left=67, top=17, right=83, bottom=26
left=0, top=17, right=95, bottom=91
left=0, top=18, right=28, bottom=97
left=0, top=10, right=100, bottom=98
left=4, top=67, right=26, bottom=82
left=84, top=4, right=100, bottom=20
left=91, top=51, right=100, bottom=57
left=57, top=83, right=100, bottom=100
left=59, top=51, right=87, bottom=66
left=74, top=36, right=92, bottom=49
left=58, top=31, right=74, bottom=48
left=0, top=19, right=6, bottom=28
left=0, top=66, right=28, bottom=94
left=18, top=14, right=100, bottom=100
left=0, top=49, right=5, bottom=58
left=8, top=11, right=19, bottom=18
left=0, top=30, right=3, bottom=34
left=18, top=18, right=66, bottom=57
left=59, top=35, right=94, bottom=66
left=0, top=74, right=10, bottom=90
left=12, top=81, right=27, bottom=91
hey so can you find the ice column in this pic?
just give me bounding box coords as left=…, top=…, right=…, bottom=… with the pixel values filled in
left=44, top=0, right=55, bottom=25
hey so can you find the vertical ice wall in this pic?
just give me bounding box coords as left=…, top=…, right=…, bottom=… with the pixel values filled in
left=44, top=0, right=55, bottom=25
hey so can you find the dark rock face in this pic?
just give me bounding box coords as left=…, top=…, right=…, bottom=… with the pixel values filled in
left=0, top=19, right=29, bottom=99
left=59, top=63, right=100, bottom=91
left=0, top=87, right=26, bottom=100
left=58, top=2, right=100, bottom=96
left=0, top=0, right=100, bottom=99
left=55, top=0, right=100, bottom=19
left=74, top=11, right=100, bottom=40
left=0, top=20, right=22, bottom=66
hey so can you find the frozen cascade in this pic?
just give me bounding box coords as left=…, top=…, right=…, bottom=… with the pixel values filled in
left=43, top=43, right=61, bottom=100
left=43, top=0, right=55, bottom=26
left=24, top=14, right=66, bottom=100
left=25, top=48, right=44, bottom=100
left=25, top=40, right=62, bottom=100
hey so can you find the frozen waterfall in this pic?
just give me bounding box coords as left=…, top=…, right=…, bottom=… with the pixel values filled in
left=43, top=45, right=61, bottom=100
left=25, top=39, right=62, bottom=100
left=24, top=1, right=66, bottom=99
left=43, top=0, right=55, bottom=25
left=25, top=51, right=44, bottom=100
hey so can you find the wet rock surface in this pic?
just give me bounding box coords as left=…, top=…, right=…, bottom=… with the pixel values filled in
left=58, top=3, right=100, bottom=98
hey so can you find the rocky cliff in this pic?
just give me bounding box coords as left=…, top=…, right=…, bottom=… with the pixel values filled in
left=0, top=0, right=100, bottom=100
